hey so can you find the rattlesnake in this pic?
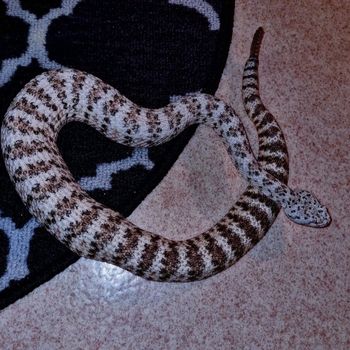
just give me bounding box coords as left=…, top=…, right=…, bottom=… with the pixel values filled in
left=1, top=28, right=330, bottom=282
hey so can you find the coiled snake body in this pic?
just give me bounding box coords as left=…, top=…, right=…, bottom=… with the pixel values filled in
left=1, top=29, right=330, bottom=282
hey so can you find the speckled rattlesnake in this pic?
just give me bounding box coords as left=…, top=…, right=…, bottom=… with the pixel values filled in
left=1, top=28, right=330, bottom=282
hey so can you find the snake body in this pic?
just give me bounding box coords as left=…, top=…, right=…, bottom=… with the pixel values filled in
left=1, top=28, right=330, bottom=282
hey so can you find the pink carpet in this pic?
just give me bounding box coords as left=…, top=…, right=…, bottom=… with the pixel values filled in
left=1, top=1, right=349, bottom=349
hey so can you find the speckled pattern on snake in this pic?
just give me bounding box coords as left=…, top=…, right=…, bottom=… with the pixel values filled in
left=1, top=28, right=331, bottom=282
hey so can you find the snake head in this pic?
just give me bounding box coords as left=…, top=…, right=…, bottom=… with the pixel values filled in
left=284, top=189, right=331, bottom=228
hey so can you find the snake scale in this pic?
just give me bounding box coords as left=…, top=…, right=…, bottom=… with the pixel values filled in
left=1, top=28, right=330, bottom=282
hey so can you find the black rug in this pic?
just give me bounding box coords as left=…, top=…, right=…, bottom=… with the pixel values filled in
left=0, top=0, right=234, bottom=310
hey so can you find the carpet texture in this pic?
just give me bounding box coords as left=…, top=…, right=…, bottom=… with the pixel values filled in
left=0, top=0, right=234, bottom=310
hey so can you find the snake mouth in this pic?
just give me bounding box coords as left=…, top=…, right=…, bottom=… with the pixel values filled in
left=308, top=219, right=332, bottom=228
